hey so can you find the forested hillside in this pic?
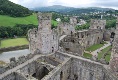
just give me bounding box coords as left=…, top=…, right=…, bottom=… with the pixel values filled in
left=0, top=0, right=32, bottom=17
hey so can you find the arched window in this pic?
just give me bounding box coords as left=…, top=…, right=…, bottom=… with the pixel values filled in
left=60, top=71, right=63, bottom=80
left=82, top=35, right=84, bottom=38
left=52, top=47, right=54, bottom=52
left=111, top=32, right=115, bottom=38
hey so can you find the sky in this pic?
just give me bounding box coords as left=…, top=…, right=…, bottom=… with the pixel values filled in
left=9, top=0, right=118, bottom=9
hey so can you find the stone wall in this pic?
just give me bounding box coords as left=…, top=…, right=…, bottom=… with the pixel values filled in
left=109, top=18, right=118, bottom=77
left=103, top=28, right=115, bottom=41
left=19, top=61, right=36, bottom=76
left=42, top=58, right=72, bottom=80
left=71, top=57, right=117, bottom=80
left=28, top=28, right=38, bottom=54
left=0, top=45, right=28, bottom=53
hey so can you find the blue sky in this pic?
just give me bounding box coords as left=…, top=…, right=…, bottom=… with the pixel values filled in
left=9, top=0, right=118, bottom=9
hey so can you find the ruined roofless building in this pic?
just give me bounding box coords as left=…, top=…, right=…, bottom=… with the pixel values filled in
left=28, top=13, right=59, bottom=54
left=60, top=19, right=105, bottom=56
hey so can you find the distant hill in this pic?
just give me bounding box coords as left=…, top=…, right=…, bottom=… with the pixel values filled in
left=32, top=5, right=115, bottom=14
left=87, top=7, right=115, bottom=11
left=0, top=0, right=32, bottom=17
left=32, top=5, right=78, bottom=13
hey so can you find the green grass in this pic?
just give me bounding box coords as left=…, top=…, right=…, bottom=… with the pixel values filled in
left=0, top=14, right=58, bottom=27
left=52, top=20, right=58, bottom=26
left=0, top=14, right=38, bottom=27
left=105, top=51, right=111, bottom=62
left=83, top=53, right=92, bottom=59
left=98, top=46, right=111, bottom=62
left=86, top=43, right=104, bottom=52
left=0, top=38, right=29, bottom=48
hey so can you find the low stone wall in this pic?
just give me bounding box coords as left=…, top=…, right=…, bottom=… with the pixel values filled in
left=0, top=53, right=36, bottom=74
left=0, top=45, right=29, bottom=53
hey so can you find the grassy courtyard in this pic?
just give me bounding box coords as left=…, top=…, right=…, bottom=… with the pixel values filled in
left=86, top=43, right=105, bottom=52
left=83, top=53, right=92, bottom=59
left=98, top=46, right=111, bottom=62
left=0, top=38, right=29, bottom=48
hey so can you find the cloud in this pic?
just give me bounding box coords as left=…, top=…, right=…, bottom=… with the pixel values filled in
left=9, top=0, right=118, bottom=9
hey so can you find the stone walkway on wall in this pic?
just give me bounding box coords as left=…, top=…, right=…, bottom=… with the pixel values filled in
left=91, top=41, right=111, bottom=56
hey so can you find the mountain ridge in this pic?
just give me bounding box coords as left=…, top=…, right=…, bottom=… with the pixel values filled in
left=32, top=5, right=115, bottom=14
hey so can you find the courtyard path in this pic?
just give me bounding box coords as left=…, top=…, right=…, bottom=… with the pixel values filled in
left=91, top=41, right=111, bottom=56
left=0, top=55, right=43, bottom=79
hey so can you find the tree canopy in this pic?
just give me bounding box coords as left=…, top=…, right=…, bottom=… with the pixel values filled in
left=0, top=0, right=32, bottom=17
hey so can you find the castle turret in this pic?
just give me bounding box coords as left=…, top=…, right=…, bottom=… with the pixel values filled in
left=28, top=13, right=59, bottom=54
left=109, top=17, right=118, bottom=76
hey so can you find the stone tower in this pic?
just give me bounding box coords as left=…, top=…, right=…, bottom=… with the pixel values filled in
left=28, top=13, right=59, bottom=54
left=36, top=13, right=52, bottom=54
left=70, top=17, right=77, bottom=26
left=90, top=19, right=106, bottom=29
left=109, top=17, right=118, bottom=76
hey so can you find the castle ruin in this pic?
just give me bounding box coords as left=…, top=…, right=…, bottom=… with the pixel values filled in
left=0, top=13, right=118, bottom=80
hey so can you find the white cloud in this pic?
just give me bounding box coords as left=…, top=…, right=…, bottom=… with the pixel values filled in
left=9, top=0, right=19, bottom=3
left=9, top=0, right=118, bottom=9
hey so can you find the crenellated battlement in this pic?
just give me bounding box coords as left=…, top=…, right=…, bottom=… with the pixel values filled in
left=90, top=19, right=106, bottom=29
left=37, top=12, right=52, bottom=20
